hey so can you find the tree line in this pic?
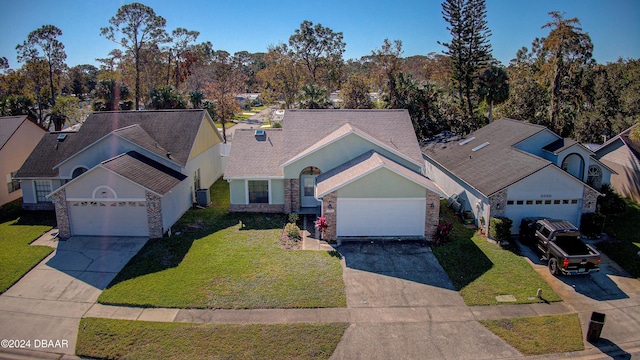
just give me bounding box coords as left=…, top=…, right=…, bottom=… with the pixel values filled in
left=1, top=1, right=638, bottom=143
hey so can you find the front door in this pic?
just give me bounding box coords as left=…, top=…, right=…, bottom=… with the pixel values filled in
left=301, top=175, right=320, bottom=207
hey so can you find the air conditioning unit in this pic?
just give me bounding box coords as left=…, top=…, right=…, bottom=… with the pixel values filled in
left=195, top=189, right=211, bottom=207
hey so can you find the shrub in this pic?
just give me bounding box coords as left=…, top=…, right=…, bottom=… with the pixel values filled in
left=314, top=216, right=328, bottom=233
left=580, top=212, right=606, bottom=238
left=490, top=217, right=513, bottom=242
left=284, top=223, right=301, bottom=240
left=288, top=213, right=299, bottom=224
left=432, top=222, right=453, bottom=245
left=597, top=184, right=627, bottom=215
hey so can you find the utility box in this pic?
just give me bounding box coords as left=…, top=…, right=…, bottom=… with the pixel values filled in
left=586, top=312, right=606, bottom=343
left=195, top=189, right=211, bottom=207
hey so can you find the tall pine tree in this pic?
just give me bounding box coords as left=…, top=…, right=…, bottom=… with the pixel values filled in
left=440, top=0, right=492, bottom=129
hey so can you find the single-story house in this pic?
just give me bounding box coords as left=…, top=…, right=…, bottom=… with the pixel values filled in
left=14, top=110, right=224, bottom=238
left=421, top=118, right=613, bottom=234
left=224, top=109, right=445, bottom=240
left=595, top=124, right=640, bottom=203
left=0, top=115, right=47, bottom=207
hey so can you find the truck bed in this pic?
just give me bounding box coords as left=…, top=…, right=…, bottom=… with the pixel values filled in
left=554, top=235, right=593, bottom=256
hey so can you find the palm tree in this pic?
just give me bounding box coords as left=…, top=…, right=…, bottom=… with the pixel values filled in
left=478, top=66, right=509, bottom=122
left=298, top=83, right=331, bottom=109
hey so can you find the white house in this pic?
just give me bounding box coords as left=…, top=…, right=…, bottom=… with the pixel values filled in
left=15, top=110, right=224, bottom=238
left=421, top=118, right=613, bottom=234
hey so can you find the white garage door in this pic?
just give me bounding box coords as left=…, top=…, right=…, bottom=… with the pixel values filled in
left=505, top=199, right=582, bottom=233
left=337, top=198, right=426, bottom=237
left=68, top=201, right=149, bottom=237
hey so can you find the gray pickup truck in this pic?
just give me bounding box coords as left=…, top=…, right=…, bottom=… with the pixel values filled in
left=525, top=218, right=601, bottom=275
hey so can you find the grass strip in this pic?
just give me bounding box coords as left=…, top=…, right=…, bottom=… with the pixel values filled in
left=77, top=318, right=349, bottom=360
left=480, top=314, right=584, bottom=355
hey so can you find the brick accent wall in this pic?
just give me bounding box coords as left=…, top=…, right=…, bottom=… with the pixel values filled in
left=146, top=191, right=163, bottom=239
left=284, top=180, right=292, bottom=213
left=425, top=190, right=441, bottom=239
left=488, top=188, right=507, bottom=218
left=582, top=186, right=599, bottom=214
left=322, top=191, right=337, bottom=241
left=290, top=179, right=300, bottom=213
left=52, top=189, right=71, bottom=239
left=229, top=203, right=285, bottom=213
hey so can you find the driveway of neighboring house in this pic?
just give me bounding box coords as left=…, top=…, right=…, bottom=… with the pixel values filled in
left=0, top=236, right=147, bottom=356
left=332, top=241, right=522, bottom=359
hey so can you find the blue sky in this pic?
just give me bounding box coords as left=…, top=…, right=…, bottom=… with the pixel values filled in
left=0, top=0, right=638, bottom=69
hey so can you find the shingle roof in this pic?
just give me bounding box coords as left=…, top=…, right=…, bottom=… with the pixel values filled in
left=316, top=150, right=445, bottom=197
left=101, top=151, right=186, bottom=195
left=281, top=109, right=423, bottom=167
left=543, top=138, right=578, bottom=153
left=224, top=129, right=284, bottom=178
left=618, top=124, right=640, bottom=161
left=15, top=110, right=210, bottom=179
left=0, top=115, right=42, bottom=150
left=113, top=124, right=168, bottom=158
left=421, top=118, right=552, bottom=196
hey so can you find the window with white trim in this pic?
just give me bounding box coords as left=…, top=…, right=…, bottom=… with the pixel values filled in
left=34, top=180, right=52, bottom=203
left=6, top=171, right=20, bottom=194
left=248, top=180, right=268, bottom=204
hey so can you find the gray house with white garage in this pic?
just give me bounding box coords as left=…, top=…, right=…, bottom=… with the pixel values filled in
left=15, top=110, right=224, bottom=239
left=421, top=118, right=613, bottom=234
left=224, top=109, right=445, bottom=240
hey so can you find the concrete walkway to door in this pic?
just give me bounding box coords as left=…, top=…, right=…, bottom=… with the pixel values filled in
left=0, top=234, right=148, bottom=357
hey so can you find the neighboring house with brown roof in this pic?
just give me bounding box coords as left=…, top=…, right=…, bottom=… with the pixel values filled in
left=421, top=118, right=613, bottom=234
left=595, top=124, right=640, bottom=203
left=224, top=109, right=445, bottom=240
left=14, top=110, right=224, bottom=238
left=0, top=115, right=47, bottom=207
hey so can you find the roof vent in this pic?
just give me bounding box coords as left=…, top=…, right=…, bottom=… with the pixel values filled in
left=472, top=142, right=490, bottom=152
left=57, top=133, right=67, bottom=142
left=459, top=136, right=475, bottom=146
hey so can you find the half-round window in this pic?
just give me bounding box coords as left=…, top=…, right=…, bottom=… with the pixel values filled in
left=72, top=167, right=88, bottom=179
left=300, top=166, right=321, bottom=175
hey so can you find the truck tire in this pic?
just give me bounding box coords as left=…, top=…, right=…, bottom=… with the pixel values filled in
left=549, top=258, right=559, bottom=275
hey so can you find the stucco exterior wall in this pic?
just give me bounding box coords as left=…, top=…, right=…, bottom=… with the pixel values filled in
left=337, top=168, right=426, bottom=198
left=185, top=143, right=223, bottom=192
left=229, top=180, right=246, bottom=204
left=160, top=177, right=191, bottom=232
left=0, top=120, right=45, bottom=206
left=283, top=134, right=421, bottom=179
left=513, top=130, right=559, bottom=157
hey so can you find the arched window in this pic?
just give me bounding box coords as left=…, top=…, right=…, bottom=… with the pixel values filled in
left=587, top=165, right=602, bottom=189
left=300, top=166, right=321, bottom=175
left=72, top=166, right=88, bottom=179
left=561, top=154, right=585, bottom=180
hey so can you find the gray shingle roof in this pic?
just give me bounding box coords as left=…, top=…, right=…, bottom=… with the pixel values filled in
left=281, top=109, right=423, bottom=167
left=101, top=151, right=187, bottom=195
left=316, top=150, right=444, bottom=197
left=421, top=118, right=552, bottom=196
left=15, top=110, right=210, bottom=179
left=224, top=129, right=284, bottom=178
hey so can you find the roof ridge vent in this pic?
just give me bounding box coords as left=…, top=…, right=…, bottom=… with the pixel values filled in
left=459, top=136, right=475, bottom=146
left=472, top=142, right=490, bottom=152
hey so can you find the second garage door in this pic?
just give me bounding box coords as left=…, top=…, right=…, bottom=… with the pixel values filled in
left=336, top=198, right=426, bottom=237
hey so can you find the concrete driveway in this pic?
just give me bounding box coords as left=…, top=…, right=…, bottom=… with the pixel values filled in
left=517, top=239, right=640, bottom=356
left=332, top=241, right=521, bottom=359
left=0, top=236, right=147, bottom=356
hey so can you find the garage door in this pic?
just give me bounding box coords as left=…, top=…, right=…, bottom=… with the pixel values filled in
left=505, top=198, right=582, bottom=233
left=68, top=200, right=149, bottom=237
left=336, top=198, right=426, bottom=237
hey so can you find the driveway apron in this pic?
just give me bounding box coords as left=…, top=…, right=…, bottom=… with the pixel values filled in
left=0, top=236, right=147, bottom=356
left=332, top=241, right=521, bottom=360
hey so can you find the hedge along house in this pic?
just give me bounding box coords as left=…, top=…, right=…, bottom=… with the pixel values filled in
left=14, top=110, right=224, bottom=238
left=421, top=118, right=613, bottom=235
left=223, top=109, right=445, bottom=240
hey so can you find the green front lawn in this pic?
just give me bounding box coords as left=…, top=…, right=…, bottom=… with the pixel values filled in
left=98, top=179, right=346, bottom=309
left=77, top=318, right=348, bottom=360
left=0, top=202, right=54, bottom=293
left=480, top=314, right=584, bottom=355
left=432, top=201, right=561, bottom=306
left=599, top=199, right=640, bottom=279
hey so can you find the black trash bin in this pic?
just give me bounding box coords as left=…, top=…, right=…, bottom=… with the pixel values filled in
left=586, top=312, right=606, bottom=343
